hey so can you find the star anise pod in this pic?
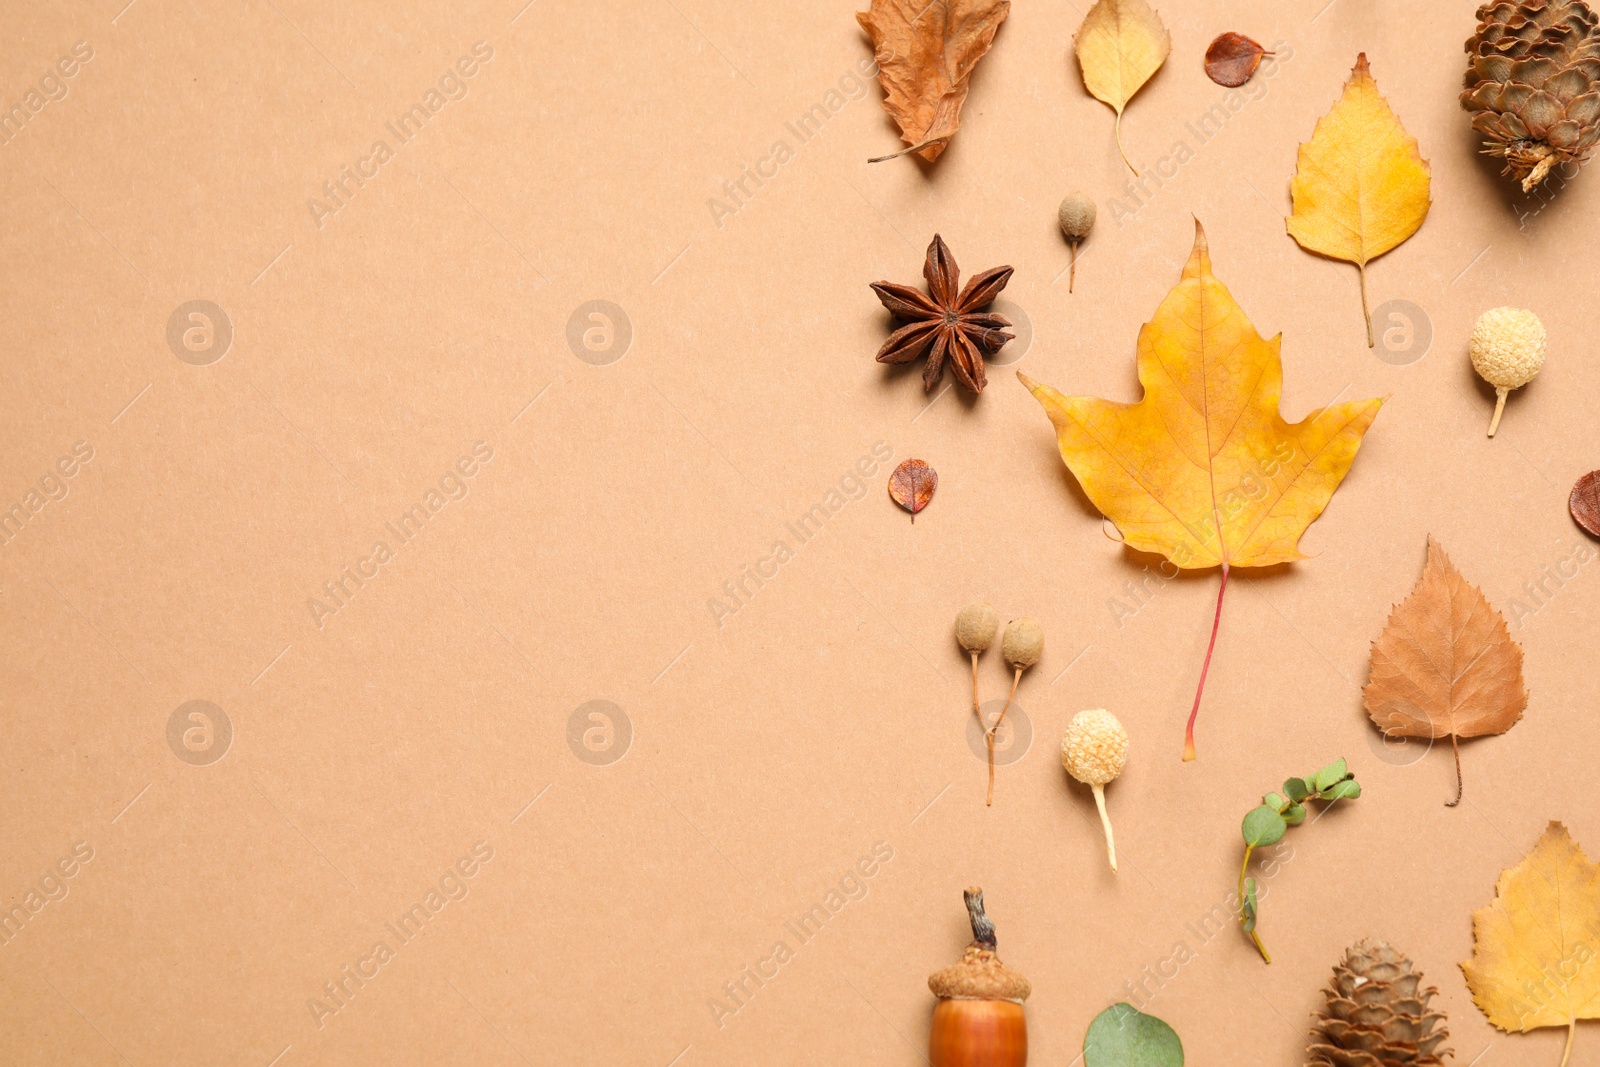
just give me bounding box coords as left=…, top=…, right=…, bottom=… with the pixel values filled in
left=871, top=234, right=1014, bottom=393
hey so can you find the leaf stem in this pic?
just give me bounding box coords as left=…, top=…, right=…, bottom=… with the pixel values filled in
left=1358, top=261, right=1373, bottom=348
left=1114, top=112, right=1136, bottom=175
left=1069, top=241, right=1079, bottom=293
left=1561, top=1015, right=1575, bottom=1067
left=1184, top=560, right=1229, bottom=761
left=868, top=135, right=949, bottom=163
left=1446, top=732, right=1464, bottom=807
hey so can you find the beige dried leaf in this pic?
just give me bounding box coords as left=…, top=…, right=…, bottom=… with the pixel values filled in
left=1073, top=0, right=1170, bottom=173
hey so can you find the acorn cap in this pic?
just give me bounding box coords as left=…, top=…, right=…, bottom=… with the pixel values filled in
left=927, top=888, right=1032, bottom=1002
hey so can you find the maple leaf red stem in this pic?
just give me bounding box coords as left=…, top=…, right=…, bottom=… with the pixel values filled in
left=1183, top=560, right=1228, bottom=761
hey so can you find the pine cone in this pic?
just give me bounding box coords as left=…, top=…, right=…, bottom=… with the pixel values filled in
left=1306, top=940, right=1451, bottom=1067
left=1461, top=0, right=1600, bottom=191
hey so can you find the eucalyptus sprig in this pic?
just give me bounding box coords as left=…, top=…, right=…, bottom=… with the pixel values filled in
left=1238, top=758, right=1361, bottom=963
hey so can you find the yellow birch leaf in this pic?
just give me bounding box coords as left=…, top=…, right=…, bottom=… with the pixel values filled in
left=1461, top=822, right=1600, bottom=1067
left=1287, top=53, right=1432, bottom=348
left=1073, top=0, right=1170, bottom=174
left=1019, top=221, right=1382, bottom=759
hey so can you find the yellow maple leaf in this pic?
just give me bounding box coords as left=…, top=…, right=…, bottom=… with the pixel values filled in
left=1287, top=53, right=1432, bottom=348
left=1019, top=221, right=1382, bottom=759
left=1462, top=822, right=1600, bottom=1067
left=1073, top=0, right=1170, bottom=174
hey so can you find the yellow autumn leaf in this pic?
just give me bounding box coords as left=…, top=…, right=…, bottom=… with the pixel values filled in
left=1462, top=822, right=1600, bottom=1067
left=1073, top=0, right=1170, bottom=173
left=1019, top=221, right=1382, bottom=759
left=1287, top=53, right=1431, bottom=348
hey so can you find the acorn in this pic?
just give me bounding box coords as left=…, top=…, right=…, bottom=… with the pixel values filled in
left=928, top=888, right=1031, bottom=1067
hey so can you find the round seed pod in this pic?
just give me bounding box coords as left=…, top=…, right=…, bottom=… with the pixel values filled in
left=1469, top=306, right=1546, bottom=436
left=1062, top=708, right=1129, bottom=787
left=1058, top=194, right=1096, bottom=240
left=1001, top=618, right=1043, bottom=670
left=955, top=601, right=1000, bottom=654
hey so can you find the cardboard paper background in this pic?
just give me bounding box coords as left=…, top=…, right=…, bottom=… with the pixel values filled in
left=3, top=0, right=1598, bottom=1063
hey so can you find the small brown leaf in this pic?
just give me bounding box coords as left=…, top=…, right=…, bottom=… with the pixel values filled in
left=1204, top=32, right=1268, bottom=87
left=1572, top=470, right=1600, bottom=538
left=888, top=459, right=937, bottom=521
left=857, top=0, right=1011, bottom=162
left=1363, top=537, right=1527, bottom=806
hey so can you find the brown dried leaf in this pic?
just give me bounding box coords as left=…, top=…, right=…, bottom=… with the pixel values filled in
left=1572, top=470, right=1600, bottom=538
left=888, top=459, right=937, bottom=521
left=858, top=0, right=1011, bottom=162
left=1363, top=537, right=1526, bottom=806
left=1204, top=32, right=1267, bottom=88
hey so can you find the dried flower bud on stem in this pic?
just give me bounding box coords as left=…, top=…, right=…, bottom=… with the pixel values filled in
left=1057, top=194, right=1095, bottom=293
left=1469, top=307, right=1545, bottom=436
left=986, top=618, right=1042, bottom=805
left=955, top=601, right=999, bottom=726
left=1061, top=709, right=1129, bottom=872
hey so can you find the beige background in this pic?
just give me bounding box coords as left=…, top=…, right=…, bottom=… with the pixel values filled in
left=2, top=0, right=1598, bottom=1063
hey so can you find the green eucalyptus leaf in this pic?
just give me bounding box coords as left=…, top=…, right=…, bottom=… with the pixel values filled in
left=1284, top=802, right=1306, bottom=825
left=1315, top=758, right=1349, bottom=790
left=1242, top=806, right=1287, bottom=847
left=1283, top=777, right=1310, bottom=802
left=1084, top=1002, right=1185, bottom=1067
left=1262, top=791, right=1286, bottom=810
left=1326, top=779, right=1362, bottom=800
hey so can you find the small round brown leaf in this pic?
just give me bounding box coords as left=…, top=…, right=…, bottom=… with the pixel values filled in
left=888, top=459, right=937, bottom=521
left=1572, top=470, right=1600, bottom=538
left=1204, top=32, right=1267, bottom=88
